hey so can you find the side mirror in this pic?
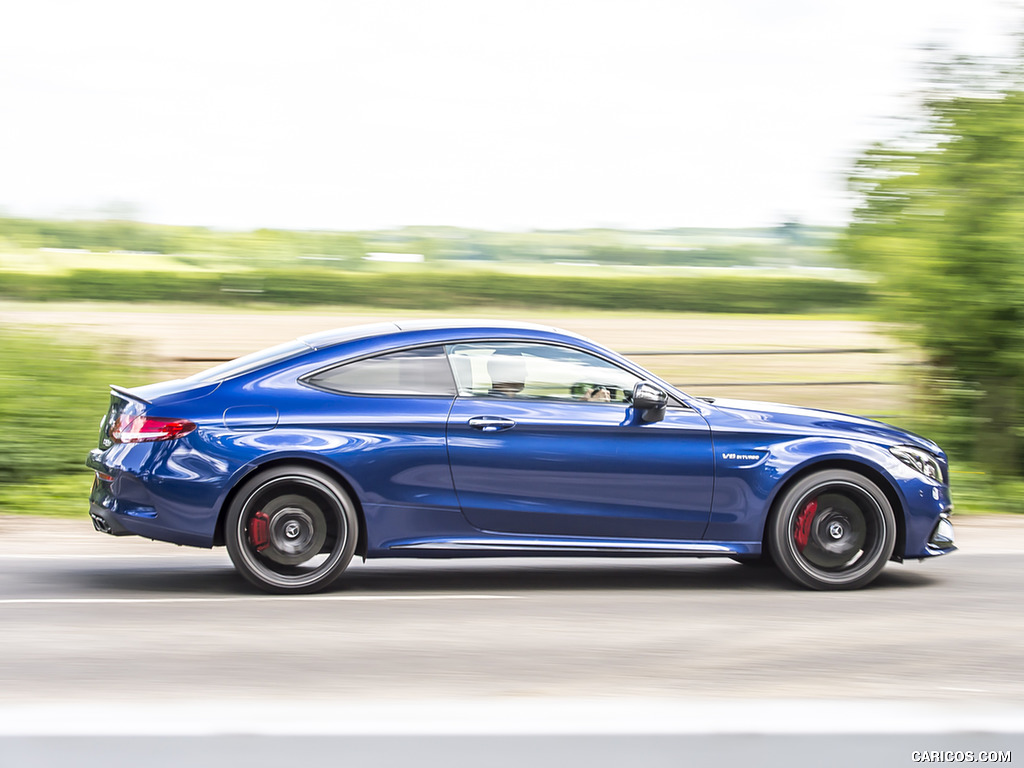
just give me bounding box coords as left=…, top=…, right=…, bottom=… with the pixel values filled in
left=631, top=382, right=668, bottom=423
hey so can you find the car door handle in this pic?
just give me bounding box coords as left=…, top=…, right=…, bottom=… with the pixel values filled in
left=468, top=416, right=517, bottom=432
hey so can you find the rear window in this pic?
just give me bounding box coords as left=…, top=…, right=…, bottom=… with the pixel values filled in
left=304, top=346, right=455, bottom=397
left=186, top=339, right=310, bottom=384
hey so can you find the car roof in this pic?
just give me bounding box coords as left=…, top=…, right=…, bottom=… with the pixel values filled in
left=299, top=322, right=400, bottom=350
left=299, top=319, right=585, bottom=351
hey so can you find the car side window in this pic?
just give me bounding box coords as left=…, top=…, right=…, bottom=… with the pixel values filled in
left=305, top=345, right=456, bottom=396
left=446, top=342, right=641, bottom=403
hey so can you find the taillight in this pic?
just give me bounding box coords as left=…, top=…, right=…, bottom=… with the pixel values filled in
left=110, top=414, right=196, bottom=443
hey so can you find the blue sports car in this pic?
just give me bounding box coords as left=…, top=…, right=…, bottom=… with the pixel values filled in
left=87, top=320, right=955, bottom=593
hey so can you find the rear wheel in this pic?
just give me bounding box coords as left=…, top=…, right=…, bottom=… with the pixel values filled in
left=768, top=469, right=896, bottom=590
left=225, top=466, right=358, bottom=594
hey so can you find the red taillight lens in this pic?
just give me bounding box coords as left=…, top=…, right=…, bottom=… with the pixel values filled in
left=111, top=414, right=196, bottom=443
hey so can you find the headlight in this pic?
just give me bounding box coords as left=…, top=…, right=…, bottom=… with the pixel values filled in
left=890, top=445, right=943, bottom=481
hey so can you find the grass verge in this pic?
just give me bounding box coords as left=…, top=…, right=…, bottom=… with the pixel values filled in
left=0, top=328, right=148, bottom=518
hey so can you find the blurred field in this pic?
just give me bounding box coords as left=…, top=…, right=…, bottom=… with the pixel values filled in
left=0, top=222, right=869, bottom=315
left=0, top=265, right=872, bottom=314
left=0, top=248, right=857, bottom=280
left=0, top=301, right=909, bottom=414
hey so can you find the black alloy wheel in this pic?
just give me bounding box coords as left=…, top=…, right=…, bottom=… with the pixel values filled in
left=768, top=469, right=896, bottom=590
left=225, top=465, right=358, bottom=594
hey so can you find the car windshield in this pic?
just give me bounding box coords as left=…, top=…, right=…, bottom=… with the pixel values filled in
left=185, top=339, right=310, bottom=384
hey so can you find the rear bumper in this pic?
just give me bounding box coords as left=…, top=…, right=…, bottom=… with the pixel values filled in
left=86, top=449, right=219, bottom=548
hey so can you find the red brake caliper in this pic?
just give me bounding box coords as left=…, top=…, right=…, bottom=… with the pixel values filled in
left=249, top=511, right=270, bottom=552
left=794, top=499, right=818, bottom=552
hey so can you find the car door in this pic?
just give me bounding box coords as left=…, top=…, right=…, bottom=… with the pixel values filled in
left=299, top=345, right=460, bottom=514
left=445, top=341, right=715, bottom=541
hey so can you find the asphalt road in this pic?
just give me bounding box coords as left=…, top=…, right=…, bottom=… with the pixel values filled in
left=1, top=514, right=1022, bottom=766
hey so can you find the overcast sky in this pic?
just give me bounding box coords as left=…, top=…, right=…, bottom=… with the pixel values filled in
left=1, top=1, right=1019, bottom=231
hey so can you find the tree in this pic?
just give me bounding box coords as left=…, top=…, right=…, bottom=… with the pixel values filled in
left=842, top=47, right=1024, bottom=476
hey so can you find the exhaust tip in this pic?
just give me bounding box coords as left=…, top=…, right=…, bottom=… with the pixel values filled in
left=90, top=512, right=113, bottom=535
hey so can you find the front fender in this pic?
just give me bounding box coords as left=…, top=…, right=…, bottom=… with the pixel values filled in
left=704, top=437, right=946, bottom=557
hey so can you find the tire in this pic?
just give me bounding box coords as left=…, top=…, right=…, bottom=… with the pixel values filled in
left=225, top=465, right=358, bottom=594
left=768, top=469, right=896, bottom=590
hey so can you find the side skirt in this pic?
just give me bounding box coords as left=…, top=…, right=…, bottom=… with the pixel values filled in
left=380, top=536, right=761, bottom=558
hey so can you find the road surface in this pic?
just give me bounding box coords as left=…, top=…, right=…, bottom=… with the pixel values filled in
left=0, top=514, right=1022, bottom=766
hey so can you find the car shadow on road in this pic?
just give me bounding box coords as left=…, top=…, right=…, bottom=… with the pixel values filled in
left=72, top=562, right=243, bottom=596
left=328, top=558, right=940, bottom=594
left=73, top=556, right=941, bottom=596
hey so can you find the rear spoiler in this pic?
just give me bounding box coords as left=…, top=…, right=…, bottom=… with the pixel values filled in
left=110, top=384, right=151, bottom=405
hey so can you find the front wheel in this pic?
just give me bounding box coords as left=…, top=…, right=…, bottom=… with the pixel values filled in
left=768, top=469, right=896, bottom=590
left=225, top=466, right=358, bottom=594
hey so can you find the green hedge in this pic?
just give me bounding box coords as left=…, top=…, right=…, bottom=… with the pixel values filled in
left=0, top=268, right=872, bottom=313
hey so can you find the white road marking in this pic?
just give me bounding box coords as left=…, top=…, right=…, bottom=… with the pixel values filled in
left=0, top=553, right=215, bottom=560
left=0, top=698, right=1021, bottom=736
left=0, top=594, right=517, bottom=605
